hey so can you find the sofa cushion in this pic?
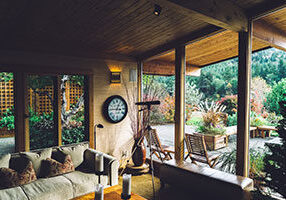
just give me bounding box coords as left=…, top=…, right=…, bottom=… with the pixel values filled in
left=20, top=175, right=73, bottom=200
left=0, top=161, right=37, bottom=189
left=59, top=143, right=88, bottom=168
left=42, top=154, right=75, bottom=178
left=0, top=186, right=29, bottom=200
left=20, top=148, right=52, bottom=177
left=0, top=154, right=11, bottom=168
left=63, top=170, right=108, bottom=197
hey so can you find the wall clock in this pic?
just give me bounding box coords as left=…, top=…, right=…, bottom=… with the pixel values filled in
left=103, top=95, right=128, bottom=123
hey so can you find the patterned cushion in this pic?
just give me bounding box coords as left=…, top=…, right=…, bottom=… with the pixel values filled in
left=0, top=161, right=37, bottom=189
left=20, top=148, right=52, bottom=177
left=59, top=143, right=88, bottom=168
left=43, top=154, right=75, bottom=177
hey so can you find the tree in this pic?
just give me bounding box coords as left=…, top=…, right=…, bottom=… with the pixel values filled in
left=266, top=78, right=286, bottom=115
left=264, top=94, right=286, bottom=198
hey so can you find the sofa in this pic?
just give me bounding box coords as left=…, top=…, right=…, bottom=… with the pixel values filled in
left=160, top=160, right=253, bottom=200
left=0, top=142, right=119, bottom=200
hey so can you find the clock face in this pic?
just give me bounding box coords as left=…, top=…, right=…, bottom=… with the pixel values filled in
left=103, top=95, right=128, bottom=123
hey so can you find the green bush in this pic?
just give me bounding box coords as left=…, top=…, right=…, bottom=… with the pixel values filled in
left=0, top=108, right=15, bottom=130
left=29, top=110, right=55, bottom=150
left=227, top=113, right=237, bottom=126
left=62, top=126, right=86, bottom=145
left=266, top=78, right=286, bottom=115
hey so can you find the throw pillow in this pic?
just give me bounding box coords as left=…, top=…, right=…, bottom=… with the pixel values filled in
left=20, top=148, right=52, bottom=177
left=0, top=154, right=11, bottom=168
left=59, top=143, right=88, bottom=168
left=0, top=161, right=37, bottom=189
left=43, top=154, right=75, bottom=177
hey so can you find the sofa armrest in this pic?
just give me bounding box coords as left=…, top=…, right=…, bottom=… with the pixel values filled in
left=84, top=148, right=119, bottom=186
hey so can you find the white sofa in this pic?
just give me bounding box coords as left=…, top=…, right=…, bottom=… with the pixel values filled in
left=0, top=142, right=119, bottom=200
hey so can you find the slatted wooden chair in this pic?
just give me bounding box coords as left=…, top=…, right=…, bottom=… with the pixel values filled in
left=185, top=133, right=219, bottom=168
left=145, top=129, right=173, bottom=162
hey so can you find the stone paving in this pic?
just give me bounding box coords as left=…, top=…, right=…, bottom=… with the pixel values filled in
left=152, top=124, right=279, bottom=154
left=0, top=137, right=15, bottom=155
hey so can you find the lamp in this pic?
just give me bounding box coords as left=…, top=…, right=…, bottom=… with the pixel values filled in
left=94, top=124, right=104, bottom=149
left=110, top=72, right=121, bottom=83
left=153, top=4, right=162, bottom=16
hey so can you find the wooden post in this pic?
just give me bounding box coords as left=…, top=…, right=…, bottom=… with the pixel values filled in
left=137, top=60, right=143, bottom=131
left=53, top=76, right=62, bottom=146
left=84, top=75, right=95, bottom=149
left=174, top=45, right=186, bottom=162
left=236, top=21, right=252, bottom=177
left=14, top=72, right=29, bottom=152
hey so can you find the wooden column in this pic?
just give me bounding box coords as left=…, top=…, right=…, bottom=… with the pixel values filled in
left=174, top=45, right=186, bottom=162
left=14, top=72, right=29, bottom=152
left=137, top=60, right=143, bottom=131
left=53, top=76, right=62, bottom=146
left=84, top=75, right=95, bottom=149
left=236, top=21, right=252, bottom=177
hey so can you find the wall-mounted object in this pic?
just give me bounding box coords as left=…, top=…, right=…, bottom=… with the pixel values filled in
left=110, top=72, right=121, bottom=83
left=103, top=95, right=128, bottom=123
left=129, top=69, right=137, bottom=82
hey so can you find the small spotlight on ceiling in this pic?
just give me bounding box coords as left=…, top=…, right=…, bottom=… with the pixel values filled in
left=153, top=4, right=162, bottom=16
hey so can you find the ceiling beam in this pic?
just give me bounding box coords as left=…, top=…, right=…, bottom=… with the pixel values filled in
left=150, top=0, right=248, bottom=32
left=138, top=25, right=224, bottom=61
left=144, top=60, right=201, bottom=76
left=253, top=20, right=286, bottom=50
left=247, top=0, right=286, bottom=20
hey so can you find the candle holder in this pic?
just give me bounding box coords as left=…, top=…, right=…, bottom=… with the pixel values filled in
left=121, top=193, right=131, bottom=200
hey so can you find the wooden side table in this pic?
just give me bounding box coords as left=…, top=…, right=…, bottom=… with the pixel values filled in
left=72, top=185, right=147, bottom=200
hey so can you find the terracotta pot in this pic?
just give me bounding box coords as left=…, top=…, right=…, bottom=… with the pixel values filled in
left=132, top=138, right=146, bottom=166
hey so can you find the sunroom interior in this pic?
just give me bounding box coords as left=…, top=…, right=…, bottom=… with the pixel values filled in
left=0, top=0, right=286, bottom=199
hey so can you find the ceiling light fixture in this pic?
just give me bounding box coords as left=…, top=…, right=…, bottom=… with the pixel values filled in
left=153, top=4, right=162, bottom=16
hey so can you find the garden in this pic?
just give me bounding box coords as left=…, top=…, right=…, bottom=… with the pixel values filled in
left=144, top=48, right=286, bottom=199
left=0, top=73, right=87, bottom=150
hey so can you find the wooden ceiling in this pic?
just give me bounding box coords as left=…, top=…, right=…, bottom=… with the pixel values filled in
left=0, top=0, right=285, bottom=65
left=146, top=30, right=269, bottom=69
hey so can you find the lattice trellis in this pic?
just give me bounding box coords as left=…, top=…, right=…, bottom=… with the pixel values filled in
left=0, top=80, right=14, bottom=114
left=0, top=81, right=83, bottom=115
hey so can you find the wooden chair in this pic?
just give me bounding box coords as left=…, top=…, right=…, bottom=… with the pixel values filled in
left=185, top=133, right=219, bottom=168
left=145, top=129, right=173, bottom=162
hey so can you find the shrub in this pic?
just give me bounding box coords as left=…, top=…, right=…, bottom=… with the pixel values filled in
left=219, top=95, right=237, bottom=115
left=264, top=95, right=286, bottom=198
left=0, top=108, right=15, bottom=130
left=219, top=148, right=266, bottom=190
left=266, top=78, right=286, bottom=115
left=227, top=113, right=237, bottom=126
left=196, top=100, right=227, bottom=135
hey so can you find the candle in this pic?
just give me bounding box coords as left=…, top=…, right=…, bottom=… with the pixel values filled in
left=122, top=174, right=131, bottom=196
left=95, top=154, right=104, bottom=172
left=94, top=184, right=104, bottom=200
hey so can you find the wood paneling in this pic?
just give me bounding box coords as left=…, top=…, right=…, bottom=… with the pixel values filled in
left=162, top=0, right=248, bottom=31
left=260, top=7, right=286, bottom=33
left=149, top=30, right=269, bottom=68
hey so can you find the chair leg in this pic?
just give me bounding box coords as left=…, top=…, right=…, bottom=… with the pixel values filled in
left=210, top=157, right=219, bottom=168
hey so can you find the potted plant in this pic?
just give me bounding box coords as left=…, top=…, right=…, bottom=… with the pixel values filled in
left=196, top=100, right=228, bottom=150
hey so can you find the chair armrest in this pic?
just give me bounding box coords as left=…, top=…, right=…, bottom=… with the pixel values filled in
left=84, top=148, right=119, bottom=186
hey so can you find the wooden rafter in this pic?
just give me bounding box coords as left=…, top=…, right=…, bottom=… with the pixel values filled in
left=144, top=60, right=201, bottom=76
left=253, top=19, right=286, bottom=50
left=247, top=0, right=286, bottom=20
left=150, top=0, right=248, bottom=32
